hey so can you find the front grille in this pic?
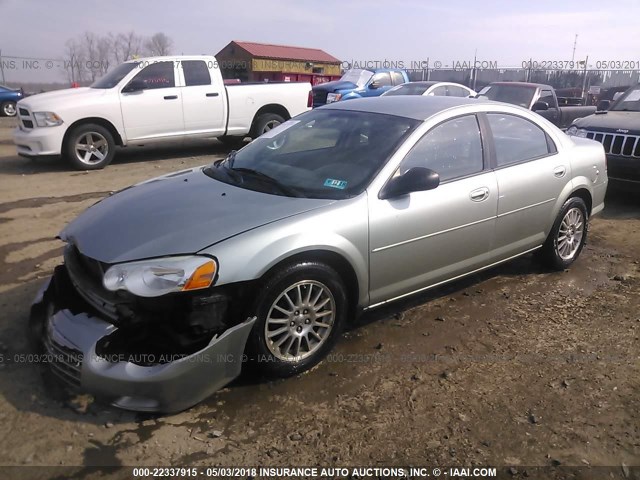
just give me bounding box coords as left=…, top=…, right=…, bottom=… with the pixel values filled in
left=64, top=246, right=120, bottom=321
left=586, top=131, right=640, bottom=158
left=43, top=323, right=82, bottom=387
left=18, top=106, right=33, bottom=130
left=313, top=90, right=328, bottom=107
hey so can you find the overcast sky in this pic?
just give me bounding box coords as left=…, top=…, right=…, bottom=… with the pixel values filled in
left=1, top=0, right=639, bottom=83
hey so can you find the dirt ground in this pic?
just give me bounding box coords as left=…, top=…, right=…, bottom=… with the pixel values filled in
left=0, top=116, right=638, bottom=477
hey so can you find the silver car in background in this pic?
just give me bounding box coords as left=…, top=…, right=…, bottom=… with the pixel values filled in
left=31, top=96, right=608, bottom=412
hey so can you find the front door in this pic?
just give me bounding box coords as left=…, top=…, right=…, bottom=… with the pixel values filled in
left=368, top=114, right=498, bottom=305
left=119, top=61, right=184, bottom=141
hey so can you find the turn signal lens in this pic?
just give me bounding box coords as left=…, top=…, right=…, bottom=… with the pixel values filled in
left=183, top=260, right=216, bottom=291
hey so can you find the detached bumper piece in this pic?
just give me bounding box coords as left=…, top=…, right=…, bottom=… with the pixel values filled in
left=31, top=268, right=256, bottom=413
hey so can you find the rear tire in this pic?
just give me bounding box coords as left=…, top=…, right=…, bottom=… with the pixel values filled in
left=1, top=101, right=16, bottom=117
left=64, top=123, right=115, bottom=170
left=539, top=196, right=588, bottom=270
left=250, top=113, right=285, bottom=139
left=245, top=261, right=347, bottom=378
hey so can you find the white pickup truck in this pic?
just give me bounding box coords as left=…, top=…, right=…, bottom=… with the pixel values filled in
left=14, top=55, right=312, bottom=169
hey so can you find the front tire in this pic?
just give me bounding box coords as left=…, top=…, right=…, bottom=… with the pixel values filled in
left=64, top=123, right=116, bottom=170
left=250, top=113, right=285, bottom=139
left=245, top=261, right=347, bottom=378
left=1, top=101, right=17, bottom=117
left=539, top=196, right=588, bottom=270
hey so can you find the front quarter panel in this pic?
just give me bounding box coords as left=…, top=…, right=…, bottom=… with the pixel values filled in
left=201, top=196, right=370, bottom=307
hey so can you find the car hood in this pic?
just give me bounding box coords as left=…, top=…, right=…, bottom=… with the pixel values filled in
left=18, top=87, right=107, bottom=111
left=313, top=80, right=358, bottom=93
left=60, top=167, right=336, bottom=264
left=573, top=111, right=640, bottom=134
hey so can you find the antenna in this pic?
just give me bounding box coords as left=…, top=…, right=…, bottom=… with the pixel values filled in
left=571, top=34, right=578, bottom=62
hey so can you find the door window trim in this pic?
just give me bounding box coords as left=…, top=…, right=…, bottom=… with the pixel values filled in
left=379, top=113, right=490, bottom=196
left=479, top=111, right=559, bottom=171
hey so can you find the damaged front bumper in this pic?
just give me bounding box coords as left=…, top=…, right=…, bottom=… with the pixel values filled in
left=30, top=274, right=256, bottom=413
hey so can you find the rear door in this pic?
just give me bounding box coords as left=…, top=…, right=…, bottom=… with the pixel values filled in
left=179, top=60, right=226, bottom=136
left=368, top=114, right=498, bottom=304
left=485, top=112, right=569, bottom=259
left=119, top=61, right=184, bottom=141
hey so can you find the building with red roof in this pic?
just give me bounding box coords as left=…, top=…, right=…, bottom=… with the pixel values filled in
left=216, top=41, right=342, bottom=85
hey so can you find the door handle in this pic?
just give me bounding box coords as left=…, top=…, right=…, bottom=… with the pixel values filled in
left=164, top=95, right=178, bottom=100
left=553, top=166, right=566, bottom=178
left=206, top=92, right=219, bottom=97
left=470, top=187, right=489, bottom=202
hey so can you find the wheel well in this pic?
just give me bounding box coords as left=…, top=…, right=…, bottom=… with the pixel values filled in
left=62, top=118, right=124, bottom=149
left=571, top=188, right=593, bottom=215
left=263, top=250, right=360, bottom=322
left=251, top=104, right=291, bottom=127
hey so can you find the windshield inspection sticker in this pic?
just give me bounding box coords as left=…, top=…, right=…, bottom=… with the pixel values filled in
left=324, top=178, right=348, bottom=190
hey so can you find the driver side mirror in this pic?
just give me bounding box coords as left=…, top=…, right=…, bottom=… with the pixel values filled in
left=532, top=101, right=549, bottom=111
left=597, top=100, right=611, bottom=111
left=369, top=81, right=381, bottom=89
left=379, top=167, right=440, bottom=200
left=122, top=78, right=146, bottom=93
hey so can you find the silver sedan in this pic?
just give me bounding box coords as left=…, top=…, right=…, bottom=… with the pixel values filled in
left=31, top=96, right=608, bottom=412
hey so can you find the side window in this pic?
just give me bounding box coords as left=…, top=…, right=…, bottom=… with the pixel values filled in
left=538, top=90, right=555, bottom=107
left=391, top=71, right=405, bottom=86
left=399, top=115, right=484, bottom=182
left=182, top=60, right=211, bottom=86
left=371, top=72, right=392, bottom=87
left=428, top=85, right=448, bottom=96
left=487, top=113, right=551, bottom=167
left=448, top=85, right=471, bottom=97
left=132, top=62, right=175, bottom=89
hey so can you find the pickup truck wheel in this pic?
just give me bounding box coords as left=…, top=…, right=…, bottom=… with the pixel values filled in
left=539, top=197, right=588, bottom=270
left=65, top=124, right=115, bottom=170
left=251, top=113, right=285, bottom=139
left=1, top=102, right=17, bottom=117
left=245, top=261, right=347, bottom=378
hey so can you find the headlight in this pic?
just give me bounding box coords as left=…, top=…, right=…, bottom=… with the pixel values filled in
left=103, top=256, right=217, bottom=297
left=566, top=126, right=587, bottom=138
left=326, top=93, right=342, bottom=103
left=33, top=111, right=63, bottom=127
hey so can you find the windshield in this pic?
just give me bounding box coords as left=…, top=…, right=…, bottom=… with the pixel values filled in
left=384, top=83, right=431, bottom=96
left=610, top=85, right=640, bottom=112
left=340, top=69, right=374, bottom=88
left=477, top=84, right=536, bottom=108
left=204, top=109, right=419, bottom=200
left=91, top=62, right=139, bottom=89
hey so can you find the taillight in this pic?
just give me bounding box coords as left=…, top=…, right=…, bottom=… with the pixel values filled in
left=307, top=90, right=313, bottom=108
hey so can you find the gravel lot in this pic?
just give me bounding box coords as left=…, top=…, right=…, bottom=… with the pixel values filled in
left=0, top=116, right=638, bottom=476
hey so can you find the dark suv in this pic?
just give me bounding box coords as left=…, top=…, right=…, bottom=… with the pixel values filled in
left=567, top=84, right=640, bottom=185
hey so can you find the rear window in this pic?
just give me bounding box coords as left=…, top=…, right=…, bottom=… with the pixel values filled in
left=183, top=60, right=211, bottom=87
left=478, top=85, right=536, bottom=108
left=384, top=83, right=430, bottom=96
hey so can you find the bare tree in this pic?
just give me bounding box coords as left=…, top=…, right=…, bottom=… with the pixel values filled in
left=145, top=32, right=173, bottom=56
left=96, top=35, right=111, bottom=76
left=113, top=31, right=145, bottom=62
left=82, top=31, right=99, bottom=81
left=63, top=38, right=85, bottom=84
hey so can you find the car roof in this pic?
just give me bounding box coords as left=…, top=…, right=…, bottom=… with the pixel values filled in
left=321, top=96, right=487, bottom=121
left=489, top=81, right=549, bottom=89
